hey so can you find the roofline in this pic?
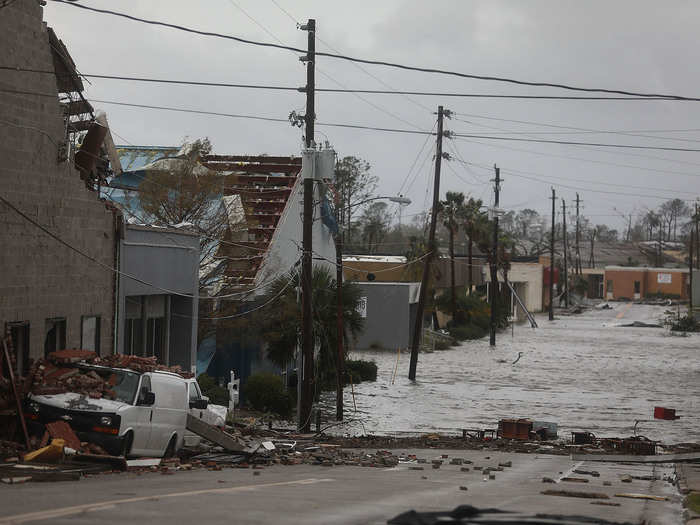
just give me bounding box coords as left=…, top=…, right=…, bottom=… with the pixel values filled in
left=126, top=223, right=200, bottom=237
left=605, top=265, right=689, bottom=272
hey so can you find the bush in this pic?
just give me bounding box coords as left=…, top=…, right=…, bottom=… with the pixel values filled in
left=242, top=373, right=293, bottom=418
left=197, top=373, right=230, bottom=405
left=670, top=314, right=700, bottom=332
left=345, top=359, right=377, bottom=383
left=449, top=323, right=488, bottom=341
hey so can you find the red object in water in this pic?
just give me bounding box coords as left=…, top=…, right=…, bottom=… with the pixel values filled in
left=654, top=407, right=680, bottom=420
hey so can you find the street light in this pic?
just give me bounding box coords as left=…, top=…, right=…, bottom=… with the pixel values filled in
left=333, top=195, right=410, bottom=422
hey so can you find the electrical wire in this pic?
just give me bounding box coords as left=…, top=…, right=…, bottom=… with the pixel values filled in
left=45, top=0, right=700, bottom=101
left=4, top=65, right=699, bottom=102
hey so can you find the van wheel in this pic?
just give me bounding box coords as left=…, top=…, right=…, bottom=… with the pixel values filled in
left=163, top=436, right=177, bottom=459
left=121, top=432, right=134, bottom=459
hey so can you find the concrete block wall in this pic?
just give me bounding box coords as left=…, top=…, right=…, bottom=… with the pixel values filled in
left=0, top=0, right=117, bottom=358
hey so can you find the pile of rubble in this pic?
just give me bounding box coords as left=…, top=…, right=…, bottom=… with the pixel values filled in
left=24, top=349, right=192, bottom=400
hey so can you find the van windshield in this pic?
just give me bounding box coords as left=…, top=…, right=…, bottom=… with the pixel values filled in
left=74, top=364, right=141, bottom=404
left=110, top=370, right=141, bottom=404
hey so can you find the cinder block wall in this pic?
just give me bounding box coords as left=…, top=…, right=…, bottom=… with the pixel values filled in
left=0, top=0, right=117, bottom=357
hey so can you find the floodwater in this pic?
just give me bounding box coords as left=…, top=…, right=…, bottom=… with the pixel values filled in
left=329, top=303, right=700, bottom=444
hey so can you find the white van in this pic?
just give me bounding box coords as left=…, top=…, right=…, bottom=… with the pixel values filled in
left=27, top=365, right=188, bottom=458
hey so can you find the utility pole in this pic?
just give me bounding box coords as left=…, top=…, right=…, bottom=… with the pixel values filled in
left=299, top=18, right=315, bottom=432
left=695, top=203, right=699, bottom=270
left=549, top=188, right=556, bottom=321
left=690, top=232, right=694, bottom=315
left=575, top=193, right=582, bottom=275
left=562, top=199, right=569, bottom=308
left=489, top=165, right=501, bottom=347
left=408, top=105, right=445, bottom=380
left=335, top=215, right=344, bottom=421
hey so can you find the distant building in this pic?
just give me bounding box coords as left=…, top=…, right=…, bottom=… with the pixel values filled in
left=603, top=266, right=689, bottom=300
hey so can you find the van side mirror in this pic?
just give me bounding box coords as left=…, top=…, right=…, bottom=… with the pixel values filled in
left=190, top=398, right=208, bottom=410
left=138, top=390, right=155, bottom=406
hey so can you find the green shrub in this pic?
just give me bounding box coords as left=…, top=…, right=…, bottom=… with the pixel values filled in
left=242, top=373, right=293, bottom=418
left=197, top=373, right=230, bottom=405
left=345, top=359, right=377, bottom=383
left=449, top=323, right=488, bottom=341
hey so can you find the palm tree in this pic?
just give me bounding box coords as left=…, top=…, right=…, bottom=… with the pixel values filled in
left=462, top=197, right=486, bottom=296
left=440, top=192, right=466, bottom=322
left=253, top=266, right=365, bottom=383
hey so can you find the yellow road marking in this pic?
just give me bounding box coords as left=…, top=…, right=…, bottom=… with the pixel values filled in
left=0, top=478, right=334, bottom=524
left=616, top=303, right=632, bottom=319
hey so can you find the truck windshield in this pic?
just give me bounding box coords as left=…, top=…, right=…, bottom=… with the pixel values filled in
left=110, top=370, right=141, bottom=404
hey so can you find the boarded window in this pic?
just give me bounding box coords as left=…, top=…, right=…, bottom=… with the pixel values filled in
left=81, top=316, right=101, bottom=354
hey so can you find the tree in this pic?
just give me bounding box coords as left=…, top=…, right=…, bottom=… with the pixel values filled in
left=359, top=201, right=391, bottom=253
left=131, top=138, right=232, bottom=289
left=660, top=198, right=690, bottom=241
left=594, top=224, right=618, bottom=243
left=334, top=156, right=378, bottom=244
left=254, top=266, right=365, bottom=384
left=440, top=191, right=466, bottom=321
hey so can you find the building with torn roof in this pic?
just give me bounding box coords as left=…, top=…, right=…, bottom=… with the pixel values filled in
left=107, top=145, right=338, bottom=380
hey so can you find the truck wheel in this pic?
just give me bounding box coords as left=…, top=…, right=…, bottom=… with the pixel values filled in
left=163, top=435, right=177, bottom=459
left=121, top=432, right=134, bottom=459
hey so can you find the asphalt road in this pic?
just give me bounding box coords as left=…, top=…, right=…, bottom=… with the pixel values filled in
left=0, top=449, right=682, bottom=524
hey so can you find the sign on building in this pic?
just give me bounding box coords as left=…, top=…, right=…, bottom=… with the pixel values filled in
left=357, top=296, right=367, bottom=318
left=657, top=273, right=672, bottom=284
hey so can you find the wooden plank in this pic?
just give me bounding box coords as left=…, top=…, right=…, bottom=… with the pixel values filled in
left=185, top=414, right=247, bottom=453
left=2, top=338, right=30, bottom=451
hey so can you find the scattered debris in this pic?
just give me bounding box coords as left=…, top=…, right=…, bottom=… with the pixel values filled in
left=541, top=490, right=610, bottom=499
left=590, top=501, right=620, bottom=507
left=560, top=477, right=589, bottom=483
left=615, top=493, right=669, bottom=501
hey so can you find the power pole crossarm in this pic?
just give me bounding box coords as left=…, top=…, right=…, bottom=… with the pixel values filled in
left=408, top=105, right=445, bottom=381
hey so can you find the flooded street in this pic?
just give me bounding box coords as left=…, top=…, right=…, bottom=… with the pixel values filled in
left=336, top=303, right=699, bottom=444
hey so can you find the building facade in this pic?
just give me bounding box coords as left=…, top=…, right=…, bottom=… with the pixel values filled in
left=604, top=266, right=690, bottom=300
left=1, top=0, right=118, bottom=373
left=117, top=225, right=199, bottom=372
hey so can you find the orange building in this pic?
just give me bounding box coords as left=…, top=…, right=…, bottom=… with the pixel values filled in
left=603, top=266, right=689, bottom=300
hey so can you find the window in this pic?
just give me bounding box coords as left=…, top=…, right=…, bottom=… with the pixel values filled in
left=6, top=322, right=30, bottom=376
left=137, top=374, right=152, bottom=404
left=81, top=316, right=101, bottom=354
left=44, top=318, right=66, bottom=357
left=634, top=281, right=641, bottom=294
left=188, top=381, right=201, bottom=401
left=606, top=280, right=613, bottom=293
left=124, top=295, right=167, bottom=360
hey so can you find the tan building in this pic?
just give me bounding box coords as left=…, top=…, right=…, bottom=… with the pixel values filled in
left=604, top=266, right=689, bottom=300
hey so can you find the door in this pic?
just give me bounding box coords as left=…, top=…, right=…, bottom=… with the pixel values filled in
left=188, top=381, right=205, bottom=421
left=129, top=374, right=153, bottom=455
left=147, top=375, right=187, bottom=455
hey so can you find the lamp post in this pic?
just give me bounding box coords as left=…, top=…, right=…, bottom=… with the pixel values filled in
left=334, top=194, right=410, bottom=420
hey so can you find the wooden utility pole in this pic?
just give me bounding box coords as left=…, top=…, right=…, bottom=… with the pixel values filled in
left=575, top=193, right=582, bottom=275
left=696, top=203, right=699, bottom=270
left=489, top=165, right=501, bottom=347
left=549, top=188, right=556, bottom=321
left=408, top=105, right=444, bottom=381
left=562, top=199, right=569, bottom=308
left=690, top=233, right=694, bottom=314
left=335, top=219, right=344, bottom=421
left=299, top=18, right=315, bottom=432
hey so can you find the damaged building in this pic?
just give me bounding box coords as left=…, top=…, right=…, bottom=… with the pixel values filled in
left=0, top=0, right=120, bottom=371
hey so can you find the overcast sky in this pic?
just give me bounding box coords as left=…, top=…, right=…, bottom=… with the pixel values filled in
left=44, top=0, right=700, bottom=232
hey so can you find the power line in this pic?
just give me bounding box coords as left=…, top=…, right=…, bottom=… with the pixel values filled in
left=47, top=0, right=700, bottom=101
left=2, top=65, right=696, bottom=101
left=451, top=133, right=700, bottom=153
